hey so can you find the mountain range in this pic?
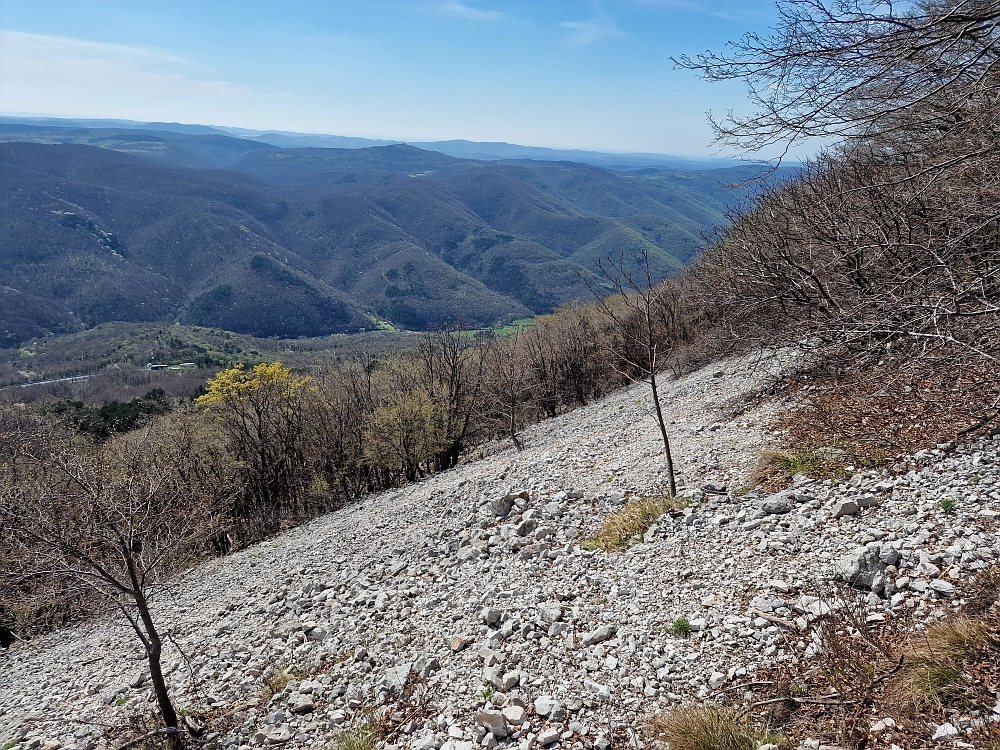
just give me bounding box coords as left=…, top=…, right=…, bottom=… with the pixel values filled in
left=0, top=116, right=742, bottom=171
left=0, top=120, right=782, bottom=348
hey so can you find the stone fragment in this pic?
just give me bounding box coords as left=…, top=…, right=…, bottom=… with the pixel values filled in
left=834, top=544, right=890, bottom=593
left=878, top=544, right=900, bottom=566
left=930, top=578, right=956, bottom=597
left=768, top=580, right=792, bottom=594
left=484, top=667, right=519, bottom=692
left=536, top=728, right=561, bottom=747
left=534, top=697, right=560, bottom=718
left=382, top=663, right=412, bottom=693
left=270, top=618, right=303, bottom=639
left=792, top=596, right=836, bottom=617
left=757, top=496, right=793, bottom=516
left=502, top=705, right=526, bottom=725
left=584, top=678, right=611, bottom=701
left=262, top=725, right=293, bottom=745
left=581, top=624, right=616, bottom=646
left=831, top=500, right=859, bottom=518
left=516, top=519, right=538, bottom=537
left=415, top=655, right=441, bottom=678
left=474, top=710, right=509, bottom=739
left=932, top=723, right=959, bottom=741
left=288, top=694, right=314, bottom=714
left=389, top=559, right=408, bottom=576
left=306, top=626, right=328, bottom=641
left=547, top=622, right=567, bottom=638
left=100, top=686, right=126, bottom=705
left=538, top=603, right=563, bottom=624
left=450, top=636, right=470, bottom=653
left=413, top=733, right=442, bottom=750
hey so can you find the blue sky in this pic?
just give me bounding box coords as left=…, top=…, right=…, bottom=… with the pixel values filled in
left=0, top=1, right=778, bottom=156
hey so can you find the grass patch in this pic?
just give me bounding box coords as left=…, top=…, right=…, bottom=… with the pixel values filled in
left=940, top=498, right=957, bottom=513
left=455, top=317, right=536, bottom=338
left=582, top=495, right=688, bottom=551
left=645, top=705, right=776, bottom=750
left=334, top=722, right=379, bottom=750
left=752, top=447, right=849, bottom=489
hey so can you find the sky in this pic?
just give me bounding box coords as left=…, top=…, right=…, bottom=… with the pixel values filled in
left=0, top=0, right=780, bottom=157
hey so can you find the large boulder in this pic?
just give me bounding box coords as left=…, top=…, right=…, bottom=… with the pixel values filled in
left=755, top=494, right=794, bottom=517
left=833, top=543, right=899, bottom=593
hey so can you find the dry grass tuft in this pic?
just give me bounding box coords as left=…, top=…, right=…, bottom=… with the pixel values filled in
left=895, top=616, right=1000, bottom=710
left=583, top=495, right=687, bottom=551
left=259, top=667, right=296, bottom=703
left=751, top=447, right=850, bottom=489
left=644, top=705, right=774, bottom=750
left=334, top=722, right=379, bottom=750
left=963, top=567, right=1000, bottom=616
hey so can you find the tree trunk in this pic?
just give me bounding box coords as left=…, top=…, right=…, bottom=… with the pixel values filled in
left=508, top=409, right=523, bottom=451
left=134, top=591, right=182, bottom=750
left=649, top=372, right=676, bottom=496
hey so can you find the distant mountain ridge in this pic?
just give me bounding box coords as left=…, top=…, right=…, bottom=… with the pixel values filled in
left=0, top=116, right=742, bottom=171
left=0, top=125, right=786, bottom=348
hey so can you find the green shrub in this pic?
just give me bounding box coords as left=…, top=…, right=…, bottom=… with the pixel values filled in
left=670, top=616, right=692, bottom=637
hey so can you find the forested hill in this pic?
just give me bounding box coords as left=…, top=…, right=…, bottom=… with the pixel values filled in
left=0, top=131, right=773, bottom=348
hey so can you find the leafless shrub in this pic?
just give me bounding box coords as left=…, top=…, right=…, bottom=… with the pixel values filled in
left=0, top=427, right=226, bottom=745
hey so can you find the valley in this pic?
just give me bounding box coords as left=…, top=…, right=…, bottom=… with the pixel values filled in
left=0, top=124, right=776, bottom=350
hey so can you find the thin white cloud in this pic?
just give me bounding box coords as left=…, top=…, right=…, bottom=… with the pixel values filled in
left=0, top=30, right=273, bottom=124
left=560, top=18, right=627, bottom=46
left=626, top=0, right=770, bottom=22
left=559, top=0, right=627, bottom=46
left=426, top=2, right=505, bottom=21
left=0, top=30, right=194, bottom=67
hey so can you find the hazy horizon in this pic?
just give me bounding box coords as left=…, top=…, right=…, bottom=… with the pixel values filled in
left=0, top=1, right=798, bottom=159
left=0, top=113, right=754, bottom=162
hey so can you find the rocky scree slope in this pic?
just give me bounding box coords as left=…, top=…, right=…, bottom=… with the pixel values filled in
left=1, top=354, right=997, bottom=750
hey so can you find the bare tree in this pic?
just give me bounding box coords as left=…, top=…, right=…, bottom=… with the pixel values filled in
left=677, top=0, right=1000, bottom=158
left=0, top=428, right=221, bottom=747
left=671, top=0, right=1000, bottom=444
left=414, top=330, right=483, bottom=471
left=581, top=250, right=680, bottom=495
left=479, top=332, right=535, bottom=450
